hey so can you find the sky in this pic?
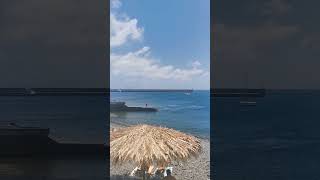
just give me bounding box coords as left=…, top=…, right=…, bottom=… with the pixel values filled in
left=214, top=0, right=320, bottom=89
left=0, top=0, right=107, bottom=88
left=110, top=0, right=210, bottom=90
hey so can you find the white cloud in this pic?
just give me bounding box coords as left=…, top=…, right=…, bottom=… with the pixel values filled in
left=111, top=0, right=122, bottom=9
left=110, top=13, right=144, bottom=47
left=110, top=0, right=208, bottom=87
left=111, top=47, right=207, bottom=81
left=192, top=60, right=202, bottom=68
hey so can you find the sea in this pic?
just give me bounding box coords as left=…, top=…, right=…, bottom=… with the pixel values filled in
left=213, top=90, right=320, bottom=180
left=110, top=90, right=210, bottom=139
left=1, top=90, right=320, bottom=179
left=0, top=96, right=107, bottom=144
left=0, top=95, right=107, bottom=179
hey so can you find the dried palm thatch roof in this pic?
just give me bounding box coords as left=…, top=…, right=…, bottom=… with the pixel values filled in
left=110, top=124, right=201, bottom=168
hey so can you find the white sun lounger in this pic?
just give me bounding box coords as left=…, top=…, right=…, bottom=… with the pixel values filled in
left=129, top=167, right=139, bottom=176
left=129, top=167, right=146, bottom=178
left=163, top=167, right=173, bottom=177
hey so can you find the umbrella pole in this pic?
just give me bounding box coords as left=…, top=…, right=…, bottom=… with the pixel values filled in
left=143, top=171, right=146, bottom=180
left=141, top=168, right=146, bottom=180
left=141, top=165, right=147, bottom=180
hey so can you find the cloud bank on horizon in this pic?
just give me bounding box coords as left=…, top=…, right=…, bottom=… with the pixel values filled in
left=110, top=0, right=209, bottom=89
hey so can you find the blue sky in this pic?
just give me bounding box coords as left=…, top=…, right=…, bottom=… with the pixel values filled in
left=110, top=0, right=210, bottom=89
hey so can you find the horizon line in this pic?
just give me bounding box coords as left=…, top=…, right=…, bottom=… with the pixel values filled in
left=110, top=88, right=210, bottom=90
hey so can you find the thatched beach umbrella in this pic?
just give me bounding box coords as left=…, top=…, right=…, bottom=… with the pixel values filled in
left=110, top=124, right=201, bottom=174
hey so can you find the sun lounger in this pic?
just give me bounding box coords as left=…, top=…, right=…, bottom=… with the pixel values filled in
left=130, top=166, right=173, bottom=179
left=163, top=167, right=173, bottom=177
left=129, top=167, right=145, bottom=177
left=129, top=167, right=139, bottom=176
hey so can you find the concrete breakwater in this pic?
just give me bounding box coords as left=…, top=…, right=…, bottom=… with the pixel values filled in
left=110, top=102, right=157, bottom=112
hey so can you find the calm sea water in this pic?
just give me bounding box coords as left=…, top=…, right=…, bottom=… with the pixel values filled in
left=0, top=96, right=107, bottom=144
left=0, top=96, right=107, bottom=179
left=2, top=90, right=320, bottom=179
left=111, top=90, right=210, bottom=138
left=213, top=90, right=320, bottom=180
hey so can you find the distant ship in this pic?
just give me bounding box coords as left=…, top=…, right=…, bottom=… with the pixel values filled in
left=184, top=89, right=193, bottom=95
left=110, top=101, right=157, bottom=112
left=26, top=88, right=36, bottom=95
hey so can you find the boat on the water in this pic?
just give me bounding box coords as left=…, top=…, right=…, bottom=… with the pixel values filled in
left=110, top=101, right=157, bottom=112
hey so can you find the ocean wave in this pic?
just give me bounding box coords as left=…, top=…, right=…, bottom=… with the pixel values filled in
left=188, top=105, right=205, bottom=110
left=167, top=104, right=179, bottom=107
